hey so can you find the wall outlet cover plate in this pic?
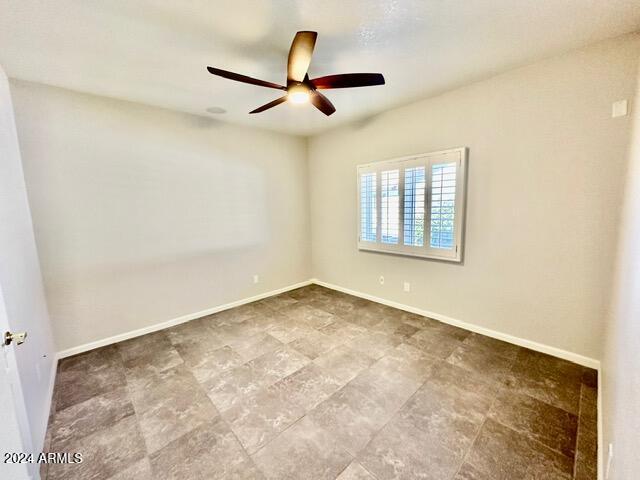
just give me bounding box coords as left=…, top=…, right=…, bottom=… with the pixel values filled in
left=612, top=99, right=628, bottom=118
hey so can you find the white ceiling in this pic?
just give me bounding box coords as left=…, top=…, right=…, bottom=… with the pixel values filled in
left=1, top=1, right=639, bottom=136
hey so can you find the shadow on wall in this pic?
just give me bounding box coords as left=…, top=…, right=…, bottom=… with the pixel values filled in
left=37, top=157, right=269, bottom=274
left=177, top=112, right=226, bottom=129
left=348, top=112, right=386, bottom=131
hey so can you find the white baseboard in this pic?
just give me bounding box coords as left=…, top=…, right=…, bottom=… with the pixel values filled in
left=56, top=279, right=312, bottom=359
left=30, top=354, right=58, bottom=479
left=58, top=276, right=601, bottom=370
left=311, top=278, right=601, bottom=370
left=41, top=355, right=58, bottom=444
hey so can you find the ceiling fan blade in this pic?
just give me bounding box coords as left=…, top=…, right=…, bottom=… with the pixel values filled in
left=310, top=90, right=336, bottom=116
left=288, top=31, right=317, bottom=83
left=310, top=73, right=385, bottom=90
left=207, top=67, right=286, bottom=90
left=249, top=95, right=288, bottom=114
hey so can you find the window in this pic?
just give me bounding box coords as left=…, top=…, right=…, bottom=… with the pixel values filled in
left=357, top=148, right=467, bottom=262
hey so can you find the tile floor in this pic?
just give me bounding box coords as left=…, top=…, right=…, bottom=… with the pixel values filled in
left=42, top=285, right=597, bottom=480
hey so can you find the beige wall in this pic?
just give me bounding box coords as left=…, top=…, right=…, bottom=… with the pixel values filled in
left=602, top=60, right=640, bottom=479
left=308, top=34, right=640, bottom=360
left=10, top=80, right=311, bottom=352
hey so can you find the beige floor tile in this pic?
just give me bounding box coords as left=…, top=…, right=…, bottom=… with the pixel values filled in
left=319, top=320, right=368, bottom=341
left=344, top=330, right=404, bottom=360
left=453, top=463, right=491, bottom=480
left=231, top=332, right=283, bottom=362
left=489, top=390, right=578, bottom=457
left=252, top=416, right=352, bottom=480
left=55, top=345, right=127, bottom=411
left=359, top=417, right=463, bottom=480
left=267, top=318, right=317, bottom=343
left=175, top=344, right=244, bottom=384
left=406, top=326, right=466, bottom=359
left=447, top=340, right=518, bottom=384
left=308, top=383, right=390, bottom=456
left=288, top=329, right=344, bottom=359
left=313, top=344, right=375, bottom=385
left=506, top=349, right=583, bottom=415
left=119, top=332, right=184, bottom=382
left=51, top=388, right=134, bottom=450
left=373, top=343, right=439, bottom=383
left=205, top=363, right=269, bottom=412
left=224, top=385, right=305, bottom=453
left=285, top=303, right=337, bottom=329
left=164, top=318, right=222, bottom=347
left=272, top=363, right=342, bottom=411
left=127, top=365, right=218, bottom=453
left=348, top=362, right=422, bottom=413
left=336, top=462, right=377, bottom=479
left=465, top=419, right=574, bottom=480
left=48, top=416, right=146, bottom=480
left=460, top=333, right=521, bottom=360
left=397, top=362, right=499, bottom=456
left=205, top=346, right=309, bottom=411
left=106, top=458, right=153, bottom=480
left=150, top=419, right=264, bottom=480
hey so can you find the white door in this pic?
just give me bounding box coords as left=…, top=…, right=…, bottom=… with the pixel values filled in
left=0, top=64, right=56, bottom=479
left=1, top=288, right=31, bottom=480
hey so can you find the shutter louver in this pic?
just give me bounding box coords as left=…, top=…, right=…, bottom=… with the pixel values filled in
left=381, top=169, right=399, bottom=244
left=403, top=166, right=426, bottom=247
left=359, top=172, right=377, bottom=242
left=429, top=162, right=457, bottom=250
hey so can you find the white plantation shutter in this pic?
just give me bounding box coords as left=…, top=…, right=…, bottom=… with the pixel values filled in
left=380, top=169, right=400, bottom=244
left=359, top=172, right=377, bottom=242
left=403, top=166, right=426, bottom=247
left=429, top=162, right=457, bottom=249
left=357, top=148, right=467, bottom=262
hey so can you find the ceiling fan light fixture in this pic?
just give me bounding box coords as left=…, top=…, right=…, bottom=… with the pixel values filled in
left=207, top=31, right=384, bottom=116
left=287, top=84, right=309, bottom=104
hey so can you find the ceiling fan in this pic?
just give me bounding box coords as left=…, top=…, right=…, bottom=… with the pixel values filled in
left=206, top=31, right=385, bottom=116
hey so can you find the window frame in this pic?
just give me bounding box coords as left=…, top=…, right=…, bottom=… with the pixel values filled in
left=357, top=147, right=468, bottom=263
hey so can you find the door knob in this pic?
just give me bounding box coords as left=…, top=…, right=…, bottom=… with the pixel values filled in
left=4, top=331, right=27, bottom=346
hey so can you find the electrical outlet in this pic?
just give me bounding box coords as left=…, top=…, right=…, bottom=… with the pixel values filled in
left=378, top=276, right=385, bottom=285
left=253, top=274, right=259, bottom=284
left=612, top=99, right=628, bottom=118
left=403, top=282, right=411, bottom=292
left=606, top=443, right=613, bottom=479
